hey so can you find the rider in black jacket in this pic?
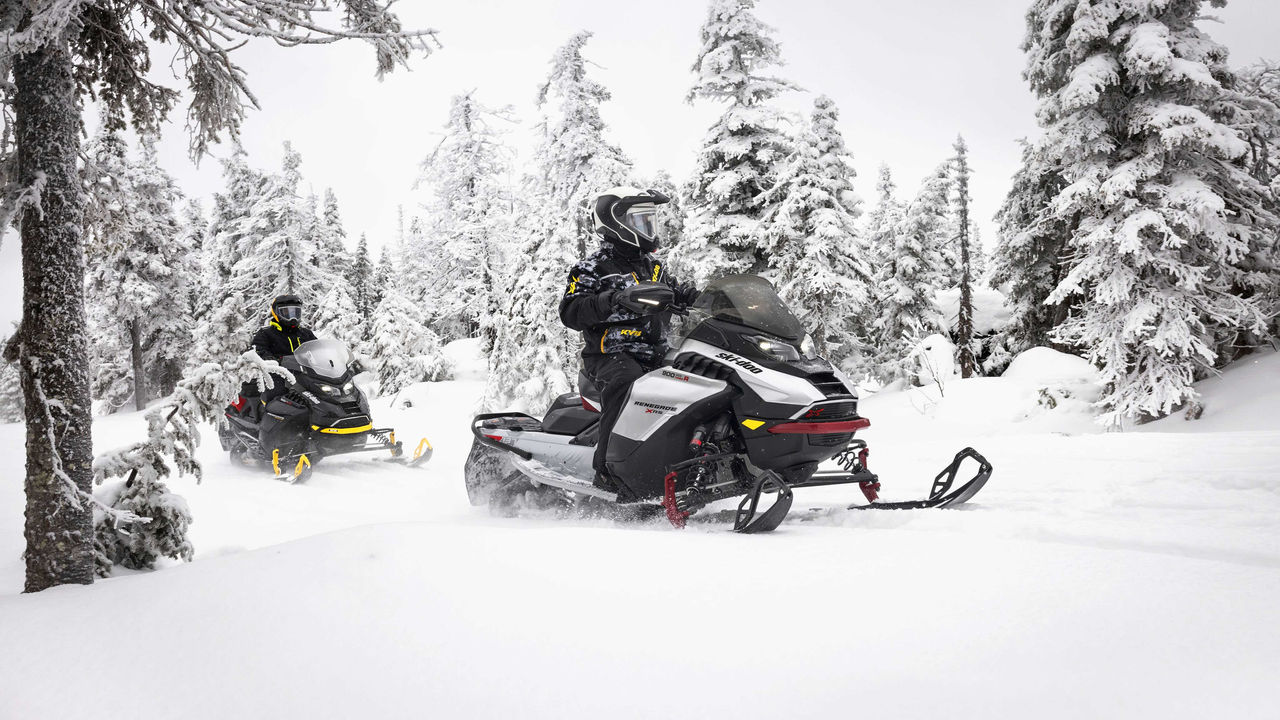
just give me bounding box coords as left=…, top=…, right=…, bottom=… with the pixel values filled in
left=559, top=187, right=698, bottom=493
left=245, top=294, right=317, bottom=417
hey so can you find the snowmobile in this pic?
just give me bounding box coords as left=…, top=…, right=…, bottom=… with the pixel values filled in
left=218, top=339, right=432, bottom=482
left=465, top=275, right=992, bottom=533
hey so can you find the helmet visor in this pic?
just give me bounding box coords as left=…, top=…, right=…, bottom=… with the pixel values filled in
left=276, top=304, right=303, bottom=323
left=624, top=205, right=658, bottom=240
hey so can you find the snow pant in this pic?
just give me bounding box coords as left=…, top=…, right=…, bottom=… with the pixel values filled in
left=583, top=352, right=652, bottom=477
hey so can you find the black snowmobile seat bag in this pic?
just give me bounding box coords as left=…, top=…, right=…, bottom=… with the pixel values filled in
left=542, top=393, right=600, bottom=436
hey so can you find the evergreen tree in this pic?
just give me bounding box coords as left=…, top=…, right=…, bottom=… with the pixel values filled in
left=83, top=128, right=193, bottom=412
left=0, top=356, right=23, bottom=423
left=195, top=147, right=266, bottom=366
left=674, top=0, right=800, bottom=285
left=372, top=243, right=394, bottom=312
left=368, top=282, right=454, bottom=396
left=485, top=32, right=631, bottom=411
left=311, top=283, right=366, bottom=357
left=349, top=234, right=375, bottom=318
left=761, top=95, right=872, bottom=369
left=869, top=165, right=950, bottom=385
left=413, top=92, right=515, bottom=341
left=643, top=169, right=687, bottom=256
left=1, top=0, right=433, bottom=594
left=864, top=165, right=906, bottom=272
left=990, top=140, right=1073, bottom=352
left=1025, top=0, right=1278, bottom=424
left=318, top=188, right=351, bottom=281
left=951, top=135, right=978, bottom=378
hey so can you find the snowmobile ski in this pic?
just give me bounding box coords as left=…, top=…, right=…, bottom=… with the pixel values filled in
left=846, top=447, right=992, bottom=510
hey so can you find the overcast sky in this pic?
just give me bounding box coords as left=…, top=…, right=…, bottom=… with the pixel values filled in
left=2, top=0, right=1277, bottom=333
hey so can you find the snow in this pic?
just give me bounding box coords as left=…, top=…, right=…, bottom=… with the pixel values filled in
left=2, top=347, right=1279, bottom=718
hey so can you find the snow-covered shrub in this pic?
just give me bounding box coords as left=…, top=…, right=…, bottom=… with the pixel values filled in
left=1003, top=347, right=1102, bottom=420
left=370, top=286, right=454, bottom=396
left=93, top=353, right=293, bottom=576
left=0, top=359, right=24, bottom=423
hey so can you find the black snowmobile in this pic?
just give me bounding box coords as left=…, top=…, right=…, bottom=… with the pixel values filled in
left=219, top=339, right=432, bottom=482
left=466, top=275, right=991, bottom=533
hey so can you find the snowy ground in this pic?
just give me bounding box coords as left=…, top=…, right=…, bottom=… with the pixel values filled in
left=1, top=341, right=1277, bottom=719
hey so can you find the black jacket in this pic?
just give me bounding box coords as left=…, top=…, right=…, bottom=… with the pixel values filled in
left=559, top=243, right=680, bottom=361
left=251, top=321, right=317, bottom=362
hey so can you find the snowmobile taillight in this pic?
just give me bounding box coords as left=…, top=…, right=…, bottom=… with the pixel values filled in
left=767, top=418, right=870, bottom=434
left=484, top=434, right=504, bottom=443
left=231, top=396, right=245, bottom=412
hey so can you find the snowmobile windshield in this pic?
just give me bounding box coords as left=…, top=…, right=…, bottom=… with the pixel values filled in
left=292, top=339, right=352, bottom=380
left=624, top=205, right=658, bottom=239
left=688, top=275, right=806, bottom=342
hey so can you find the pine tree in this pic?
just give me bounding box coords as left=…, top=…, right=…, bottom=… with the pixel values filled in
left=368, top=283, right=454, bottom=396
left=951, top=135, right=978, bottom=378
left=864, top=165, right=906, bottom=272
left=349, top=234, right=375, bottom=319
left=643, top=169, right=687, bottom=254
left=1024, top=0, right=1278, bottom=424
left=83, top=128, right=193, bottom=412
left=196, top=147, right=266, bottom=366
left=761, top=96, right=872, bottom=369
left=1, top=0, right=433, bottom=594
left=413, top=93, right=515, bottom=341
left=674, top=0, right=800, bottom=285
left=318, top=188, right=351, bottom=281
left=870, top=165, right=950, bottom=385
left=485, top=32, right=632, bottom=411
left=990, top=140, right=1072, bottom=352
left=0, top=356, right=23, bottom=423
left=372, top=243, right=394, bottom=312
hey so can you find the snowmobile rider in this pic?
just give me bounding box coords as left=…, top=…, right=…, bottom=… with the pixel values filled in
left=245, top=294, right=318, bottom=416
left=559, top=187, right=699, bottom=495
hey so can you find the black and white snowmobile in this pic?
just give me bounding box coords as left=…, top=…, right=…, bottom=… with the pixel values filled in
left=465, top=275, right=991, bottom=533
left=218, top=339, right=432, bottom=482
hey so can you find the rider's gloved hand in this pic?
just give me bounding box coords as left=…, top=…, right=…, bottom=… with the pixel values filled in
left=671, top=282, right=700, bottom=308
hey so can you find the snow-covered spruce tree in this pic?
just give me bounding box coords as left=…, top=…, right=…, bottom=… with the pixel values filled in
left=0, top=356, right=23, bottom=423
left=951, top=135, right=978, bottom=378
left=674, top=0, right=800, bottom=285
left=0, top=0, right=433, bottom=593
left=413, top=93, right=515, bottom=342
left=317, top=188, right=352, bottom=283
left=485, top=32, right=632, bottom=411
left=760, top=96, right=873, bottom=369
left=83, top=126, right=195, bottom=413
left=195, top=147, right=266, bottom=366
left=1025, top=0, right=1278, bottom=424
left=93, top=352, right=296, bottom=576
left=311, top=282, right=366, bottom=357
left=371, top=243, right=394, bottom=313
left=990, top=140, right=1073, bottom=353
left=368, top=281, right=454, bottom=396
left=869, top=165, right=950, bottom=385
left=864, top=165, right=906, bottom=274
left=348, top=234, right=376, bottom=318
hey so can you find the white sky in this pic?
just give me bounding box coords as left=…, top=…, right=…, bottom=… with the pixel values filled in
left=1, top=0, right=1277, bottom=333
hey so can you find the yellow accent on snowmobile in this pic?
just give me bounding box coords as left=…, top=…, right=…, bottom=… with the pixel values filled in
left=272, top=448, right=281, bottom=476
left=741, top=419, right=766, bottom=430
left=413, top=437, right=432, bottom=461
left=294, top=454, right=311, bottom=478
left=310, top=423, right=373, bottom=435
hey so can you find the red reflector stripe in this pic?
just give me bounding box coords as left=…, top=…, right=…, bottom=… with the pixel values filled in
left=484, top=434, right=503, bottom=442
left=767, top=418, right=871, bottom=434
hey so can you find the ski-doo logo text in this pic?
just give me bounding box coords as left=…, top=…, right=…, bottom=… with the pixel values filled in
left=661, top=370, right=691, bottom=382
left=634, top=400, right=677, bottom=415
left=715, top=352, right=764, bottom=375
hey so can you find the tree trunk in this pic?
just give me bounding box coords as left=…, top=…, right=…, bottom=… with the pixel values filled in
left=15, top=29, right=96, bottom=592
left=130, top=319, right=147, bottom=411
left=958, top=234, right=975, bottom=379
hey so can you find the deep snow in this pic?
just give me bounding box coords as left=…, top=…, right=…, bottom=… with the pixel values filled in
left=1, top=340, right=1277, bottom=719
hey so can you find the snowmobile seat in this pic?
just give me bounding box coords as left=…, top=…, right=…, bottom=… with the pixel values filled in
left=542, top=393, right=600, bottom=436
left=577, top=370, right=602, bottom=412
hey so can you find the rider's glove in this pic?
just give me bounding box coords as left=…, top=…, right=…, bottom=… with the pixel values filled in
left=671, top=282, right=701, bottom=308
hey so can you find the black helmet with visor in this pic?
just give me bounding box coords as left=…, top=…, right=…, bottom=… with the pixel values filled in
left=271, top=294, right=304, bottom=331
left=592, top=186, right=670, bottom=253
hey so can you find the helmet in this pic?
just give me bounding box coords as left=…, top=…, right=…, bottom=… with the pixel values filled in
left=592, top=186, right=671, bottom=253
left=271, top=294, right=304, bottom=331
